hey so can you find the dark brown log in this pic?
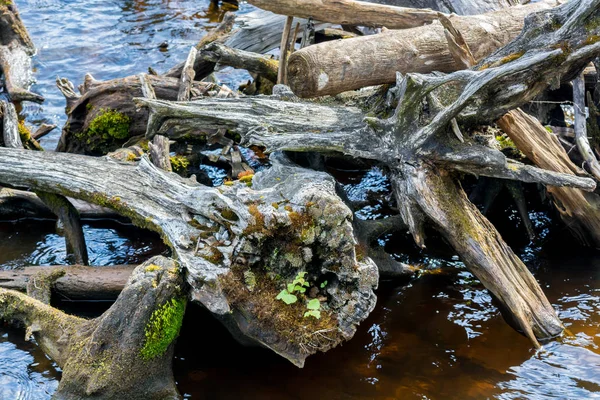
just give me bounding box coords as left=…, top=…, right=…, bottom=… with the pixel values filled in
left=0, top=265, right=134, bottom=301
left=287, top=1, right=554, bottom=98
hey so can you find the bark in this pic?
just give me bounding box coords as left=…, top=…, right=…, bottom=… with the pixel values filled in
left=0, top=265, right=135, bottom=301
left=0, top=148, right=378, bottom=367
left=135, top=0, right=600, bottom=345
left=55, top=73, right=219, bottom=155
left=287, top=0, right=554, bottom=98
left=498, top=109, right=600, bottom=248
left=573, top=72, right=600, bottom=180
left=0, top=2, right=43, bottom=103
left=365, top=0, right=514, bottom=15
left=247, top=0, right=444, bottom=30
left=0, top=256, right=184, bottom=399
left=200, top=43, right=279, bottom=83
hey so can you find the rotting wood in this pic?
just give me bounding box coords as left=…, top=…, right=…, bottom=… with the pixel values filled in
left=0, top=257, right=184, bottom=399
left=135, top=0, right=600, bottom=345
left=0, top=149, right=378, bottom=367
left=498, top=109, right=600, bottom=248
left=286, top=0, right=555, bottom=98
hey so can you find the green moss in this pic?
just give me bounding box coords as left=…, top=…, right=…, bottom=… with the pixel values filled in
left=87, top=109, right=131, bottom=140
left=220, top=209, right=239, bottom=221
left=495, top=134, right=516, bottom=150
left=18, top=120, right=31, bottom=142
left=170, top=155, right=190, bottom=174
left=201, top=247, right=224, bottom=264
left=140, top=297, right=186, bottom=360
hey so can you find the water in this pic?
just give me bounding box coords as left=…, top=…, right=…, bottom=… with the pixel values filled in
left=1, top=0, right=599, bottom=398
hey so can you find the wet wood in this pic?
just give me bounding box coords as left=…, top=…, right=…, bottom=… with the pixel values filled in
left=287, top=1, right=554, bottom=97
left=0, top=265, right=134, bottom=301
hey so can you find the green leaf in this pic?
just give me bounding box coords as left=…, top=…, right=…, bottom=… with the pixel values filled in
left=297, top=272, right=307, bottom=278
left=287, top=283, right=295, bottom=293
left=276, top=289, right=287, bottom=300
left=320, top=280, right=328, bottom=289
left=304, top=310, right=321, bottom=319
left=307, top=298, right=321, bottom=310
left=281, top=292, right=298, bottom=305
left=298, top=287, right=306, bottom=293
left=302, top=280, right=310, bottom=287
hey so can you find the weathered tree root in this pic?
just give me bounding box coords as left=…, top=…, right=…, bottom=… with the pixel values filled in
left=134, top=0, right=600, bottom=345
left=0, top=148, right=378, bottom=366
left=0, top=2, right=43, bottom=103
left=0, top=256, right=184, bottom=399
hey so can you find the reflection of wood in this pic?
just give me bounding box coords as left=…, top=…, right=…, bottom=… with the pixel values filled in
left=0, top=265, right=134, bottom=301
left=287, top=1, right=553, bottom=97
left=498, top=109, right=600, bottom=248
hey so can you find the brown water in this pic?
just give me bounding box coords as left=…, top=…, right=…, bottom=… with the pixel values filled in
left=1, top=1, right=599, bottom=399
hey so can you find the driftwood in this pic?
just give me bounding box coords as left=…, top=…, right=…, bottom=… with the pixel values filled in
left=247, top=0, right=445, bottom=29
left=0, top=149, right=378, bottom=367
left=498, top=109, right=600, bottom=248
left=135, top=0, right=600, bottom=345
left=1, top=100, right=89, bottom=265
left=0, top=265, right=134, bottom=301
left=0, top=2, right=43, bottom=103
left=365, top=0, right=515, bottom=15
left=286, top=0, right=554, bottom=98
left=0, top=256, right=184, bottom=399
left=55, top=73, right=221, bottom=154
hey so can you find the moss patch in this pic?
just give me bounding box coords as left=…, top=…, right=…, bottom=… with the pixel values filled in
left=140, top=297, right=186, bottom=360
left=170, top=155, right=190, bottom=174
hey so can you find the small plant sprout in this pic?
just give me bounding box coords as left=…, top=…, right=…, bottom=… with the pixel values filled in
left=320, top=280, right=328, bottom=289
left=304, top=298, right=321, bottom=319
left=276, top=271, right=310, bottom=305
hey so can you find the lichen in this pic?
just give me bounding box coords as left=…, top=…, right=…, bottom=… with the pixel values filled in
left=169, top=155, right=190, bottom=174
left=145, top=264, right=161, bottom=273
left=18, top=120, right=31, bottom=142
left=140, top=297, right=186, bottom=360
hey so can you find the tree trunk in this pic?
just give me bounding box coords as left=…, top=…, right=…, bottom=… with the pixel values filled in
left=287, top=0, right=554, bottom=97
left=0, top=148, right=378, bottom=367
left=0, top=256, right=184, bottom=399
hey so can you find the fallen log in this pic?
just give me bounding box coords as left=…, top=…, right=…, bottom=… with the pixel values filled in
left=0, top=1, right=43, bottom=103
left=0, top=148, right=378, bottom=367
left=287, top=0, right=554, bottom=98
left=366, top=0, right=515, bottom=15
left=55, top=73, right=223, bottom=155
left=498, top=109, right=600, bottom=248
left=0, top=256, right=184, bottom=399
left=247, top=0, right=444, bottom=30
left=136, top=0, right=600, bottom=345
left=0, top=265, right=134, bottom=301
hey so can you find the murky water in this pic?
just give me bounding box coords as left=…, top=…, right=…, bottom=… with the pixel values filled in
left=0, top=0, right=599, bottom=399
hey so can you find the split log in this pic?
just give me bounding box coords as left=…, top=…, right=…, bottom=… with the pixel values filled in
left=0, top=265, right=135, bottom=301
left=0, top=1, right=43, bottom=103
left=287, top=0, right=554, bottom=97
left=55, top=73, right=220, bottom=155
left=0, top=148, right=378, bottom=367
left=498, top=109, right=600, bottom=248
left=0, top=256, right=184, bottom=399
left=135, top=0, right=600, bottom=345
